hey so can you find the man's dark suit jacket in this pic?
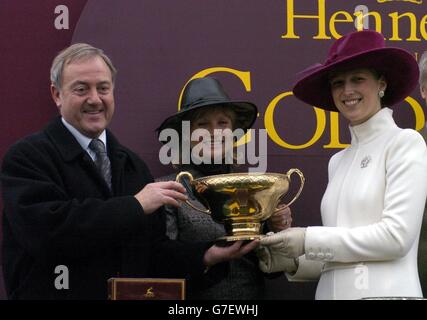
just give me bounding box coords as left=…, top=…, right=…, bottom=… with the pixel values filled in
left=1, top=117, right=209, bottom=299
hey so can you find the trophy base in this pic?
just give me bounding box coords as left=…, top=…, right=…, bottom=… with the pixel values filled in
left=217, top=234, right=266, bottom=242
left=220, top=221, right=264, bottom=242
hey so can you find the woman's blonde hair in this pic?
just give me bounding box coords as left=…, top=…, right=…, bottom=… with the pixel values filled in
left=185, top=104, right=237, bottom=129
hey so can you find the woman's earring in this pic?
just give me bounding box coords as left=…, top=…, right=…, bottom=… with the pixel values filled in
left=378, top=90, right=385, bottom=98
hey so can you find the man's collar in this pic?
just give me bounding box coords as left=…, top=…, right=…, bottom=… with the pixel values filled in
left=45, top=116, right=127, bottom=162
left=61, top=117, right=107, bottom=152
left=45, top=117, right=86, bottom=162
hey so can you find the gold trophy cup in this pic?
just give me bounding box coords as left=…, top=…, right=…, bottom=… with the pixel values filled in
left=176, top=169, right=305, bottom=241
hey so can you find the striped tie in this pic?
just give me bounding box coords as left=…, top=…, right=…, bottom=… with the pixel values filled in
left=89, top=139, right=112, bottom=190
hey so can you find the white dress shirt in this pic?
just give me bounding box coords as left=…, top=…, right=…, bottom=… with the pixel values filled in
left=61, top=118, right=107, bottom=161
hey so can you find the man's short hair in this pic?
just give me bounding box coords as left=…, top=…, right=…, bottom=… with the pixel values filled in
left=50, top=43, right=117, bottom=89
left=419, top=51, right=427, bottom=87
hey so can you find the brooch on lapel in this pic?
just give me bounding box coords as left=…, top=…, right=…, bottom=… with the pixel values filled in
left=360, top=156, right=372, bottom=168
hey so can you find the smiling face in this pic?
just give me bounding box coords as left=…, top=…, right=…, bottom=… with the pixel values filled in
left=329, top=68, right=387, bottom=126
left=189, top=106, right=235, bottom=161
left=51, top=55, right=115, bottom=138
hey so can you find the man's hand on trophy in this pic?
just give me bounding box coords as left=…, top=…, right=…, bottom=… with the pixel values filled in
left=256, top=244, right=298, bottom=273
left=259, top=227, right=306, bottom=258
left=134, top=181, right=188, bottom=214
left=203, top=240, right=259, bottom=267
left=267, top=205, right=292, bottom=232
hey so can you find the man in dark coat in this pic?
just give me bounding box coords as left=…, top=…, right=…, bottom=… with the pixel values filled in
left=0, top=43, right=256, bottom=299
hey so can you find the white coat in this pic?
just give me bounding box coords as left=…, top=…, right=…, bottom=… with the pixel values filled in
left=290, top=108, right=427, bottom=300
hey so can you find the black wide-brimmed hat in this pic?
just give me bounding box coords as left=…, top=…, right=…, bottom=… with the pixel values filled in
left=157, top=77, right=258, bottom=135
left=292, top=30, right=419, bottom=111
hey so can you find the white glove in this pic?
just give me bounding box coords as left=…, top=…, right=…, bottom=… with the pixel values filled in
left=259, top=227, right=306, bottom=258
left=256, top=244, right=298, bottom=273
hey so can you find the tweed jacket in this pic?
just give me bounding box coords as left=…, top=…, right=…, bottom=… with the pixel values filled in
left=157, top=167, right=265, bottom=300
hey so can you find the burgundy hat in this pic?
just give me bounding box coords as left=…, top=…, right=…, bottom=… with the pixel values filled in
left=292, top=30, right=419, bottom=112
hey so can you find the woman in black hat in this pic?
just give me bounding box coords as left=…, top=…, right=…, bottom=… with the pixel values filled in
left=156, top=76, right=291, bottom=299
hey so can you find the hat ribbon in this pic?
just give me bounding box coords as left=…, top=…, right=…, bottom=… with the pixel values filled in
left=182, top=96, right=230, bottom=109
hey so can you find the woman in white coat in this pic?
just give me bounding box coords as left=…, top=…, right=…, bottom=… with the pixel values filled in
left=257, top=30, right=427, bottom=300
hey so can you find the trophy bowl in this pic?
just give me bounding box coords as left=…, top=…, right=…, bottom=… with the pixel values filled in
left=176, top=169, right=304, bottom=242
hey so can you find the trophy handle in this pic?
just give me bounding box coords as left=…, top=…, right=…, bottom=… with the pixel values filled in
left=175, top=171, right=211, bottom=215
left=274, top=168, right=305, bottom=212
